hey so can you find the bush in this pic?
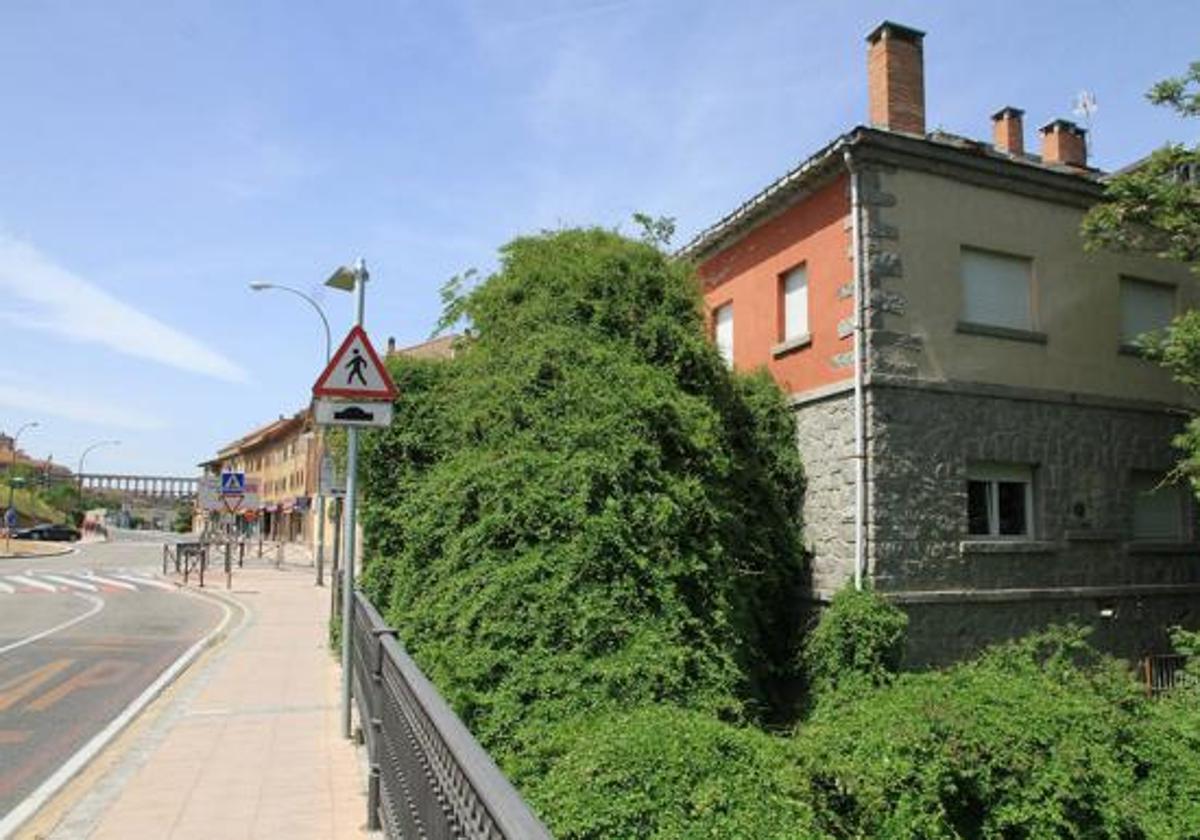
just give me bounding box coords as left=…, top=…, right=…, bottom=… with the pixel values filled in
left=358, top=228, right=806, bottom=761
left=794, top=627, right=1147, bottom=838
left=801, top=585, right=908, bottom=701
left=520, top=705, right=817, bottom=840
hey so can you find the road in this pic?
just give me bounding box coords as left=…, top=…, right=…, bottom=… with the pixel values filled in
left=0, top=539, right=222, bottom=821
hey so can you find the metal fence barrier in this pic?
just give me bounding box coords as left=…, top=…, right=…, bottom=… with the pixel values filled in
left=1141, top=654, right=1190, bottom=697
left=342, top=576, right=554, bottom=839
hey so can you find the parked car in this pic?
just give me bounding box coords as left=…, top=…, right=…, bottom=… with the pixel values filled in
left=14, top=523, right=81, bottom=542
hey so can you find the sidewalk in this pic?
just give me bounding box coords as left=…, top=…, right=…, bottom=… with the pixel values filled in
left=44, top=564, right=371, bottom=839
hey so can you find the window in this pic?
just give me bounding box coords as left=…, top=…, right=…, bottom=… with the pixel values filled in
left=967, top=463, right=1034, bottom=538
left=781, top=266, right=809, bottom=341
left=1131, top=471, right=1186, bottom=542
left=961, top=247, right=1033, bottom=331
left=1120, top=278, right=1174, bottom=347
left=714, top=303, right=734, bottom=366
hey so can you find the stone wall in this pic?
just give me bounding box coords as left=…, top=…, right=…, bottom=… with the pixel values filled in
left=900, top=592, right=1200, bottom=668
left=865, top=382, right=1200, bottom=663
left=792, top=387, right=857, bottom=593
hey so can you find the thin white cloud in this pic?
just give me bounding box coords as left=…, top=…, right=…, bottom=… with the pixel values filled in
left=0, top=233, right=248, bottom=383
left=0, top=377, right=164, bottom=431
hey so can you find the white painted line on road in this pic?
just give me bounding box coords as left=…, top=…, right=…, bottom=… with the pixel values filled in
left=0, top=580, right=13, bottom=594
left=40, top=574, right=100, bottom=593
left=0, top=589, right=238, bottom=840
left=0, top=593, right=105, bottom=656
left=6, top=575, right=59, bottom=593
left=112, top=574, right=174, bottom=591
left=80, top=572, right=137, bottom=592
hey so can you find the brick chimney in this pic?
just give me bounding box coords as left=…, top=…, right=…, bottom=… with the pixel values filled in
left=991, top=106, right=1025, bottom=156
left=1039, top=119, right=1087, bottom=168
left=866, top=21, right=926, bottom=136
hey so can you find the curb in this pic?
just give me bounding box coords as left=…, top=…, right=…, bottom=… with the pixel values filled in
left=0, top=580, right=245, bottom=840
left=0, top=545, right=78, bottom=561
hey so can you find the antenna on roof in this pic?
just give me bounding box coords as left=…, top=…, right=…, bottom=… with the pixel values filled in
left=1073, top=90, right=1098, bottom=157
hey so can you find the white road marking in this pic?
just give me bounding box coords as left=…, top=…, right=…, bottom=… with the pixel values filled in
left=40, top=573, right=100, bottom=593
left=7, top=575, right=58, bottom=593
left=0, top=580, right=13, bottom=594
left=81, top=572, right=138, bottom=591
left=0, top=589, right=239, bottom=839
left=113, top=573, right=174, bottom=591
left=0, top=593, right=105, bottom=655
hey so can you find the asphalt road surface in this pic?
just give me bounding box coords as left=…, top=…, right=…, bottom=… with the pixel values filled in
left=0, top=539, right=221, bottom=820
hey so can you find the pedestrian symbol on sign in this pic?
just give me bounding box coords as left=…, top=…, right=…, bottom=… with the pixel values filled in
left=346, top=349, right=368, bottom=386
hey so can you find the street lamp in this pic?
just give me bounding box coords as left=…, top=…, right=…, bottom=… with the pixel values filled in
left=77, top=440, right=120, bottom=524
left=326, top=258, right=369, bottom=740
left=5, top=421, right=38, bottom=552
left=249, top=282, right=333, bottom=364
left=249, top=280, right=335, bottom=588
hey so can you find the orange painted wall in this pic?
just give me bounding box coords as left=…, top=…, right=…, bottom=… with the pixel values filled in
left=699, top=173, right=853, bottom=396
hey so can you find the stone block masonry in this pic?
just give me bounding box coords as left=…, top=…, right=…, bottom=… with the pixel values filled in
left=791, top=387, right=858, bottom=594
left=866, top=381, right=1200, bottom=665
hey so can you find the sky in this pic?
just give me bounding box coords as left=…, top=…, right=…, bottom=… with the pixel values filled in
left=0, top=0, right=1195, bottom=476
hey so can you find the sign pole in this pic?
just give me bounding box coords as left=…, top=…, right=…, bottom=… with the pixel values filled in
left=341, top=258, right=367, bottom=740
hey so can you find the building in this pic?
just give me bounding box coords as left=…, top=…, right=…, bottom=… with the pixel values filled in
left=198, top=410, right=320, bottom=544
left=683, top=22, right=1199, bottom=664
left=0, top=433, right=73, bottom=481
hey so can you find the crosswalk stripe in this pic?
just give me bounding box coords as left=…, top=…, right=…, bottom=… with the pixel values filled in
left=81, top=573, right=138, bottom=591
left=7, top=575, right=58, bottom=593
left=41, top=574, right=99, bottom=593
left=113, top=574, right=175, bottom=591
left=0, top=580, right=13, bottom=594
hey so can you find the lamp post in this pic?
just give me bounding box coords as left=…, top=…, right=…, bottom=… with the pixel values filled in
left=326, top=258, right=368, bottom=740
left=5, top=421, right=38, bottom=552
left=77, top=440, right=120, bottom=526
left=250, top=281, right=333, bottom=587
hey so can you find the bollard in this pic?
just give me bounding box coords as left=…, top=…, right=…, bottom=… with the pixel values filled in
left=198, top=546, right=206, bottom=588
left=238, top=540, right=245, bottom=568
left=225, top=542, right=232, bottom=590
left=277, top=540, right=283, bottom=569
left=183, top=548, right=190, bottom=585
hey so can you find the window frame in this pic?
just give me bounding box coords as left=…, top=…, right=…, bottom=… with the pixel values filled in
left=959, top=245, right=1037, bottom=334
left=712, top=300, right=734, bottom=367
left=1130, top=470, right=1188, bottom=543
left=779, top=264, right=810, bottom=344
left=966, top=462, right=1035, bottom=540
left=1118, top=275, right=1176, bottom=352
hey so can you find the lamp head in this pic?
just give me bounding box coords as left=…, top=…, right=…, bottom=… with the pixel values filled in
left=324, top=265, right=358, bottom=292
left=249, top=281, right=272, bottom=291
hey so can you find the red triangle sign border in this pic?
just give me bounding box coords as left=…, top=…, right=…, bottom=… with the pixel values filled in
left=312, top=325, right=398, bottom=400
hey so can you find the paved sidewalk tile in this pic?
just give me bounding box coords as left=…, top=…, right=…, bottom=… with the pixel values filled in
left=79, top=567, right=370, bottom=839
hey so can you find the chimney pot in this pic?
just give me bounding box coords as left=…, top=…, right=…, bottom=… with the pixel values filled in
left=1039, top=119, right=1088, bottom=168
left=991, top=106, right=1025, bottom=156
left=866, top=21, right=926, bottom=136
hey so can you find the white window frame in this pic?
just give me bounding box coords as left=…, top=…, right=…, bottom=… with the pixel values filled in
left=966, top=463, right=1035, bottom=539
left=960, top=246, right=1035, bottom=331
left=713, top=302, right=734, bottom=367
left=781, top=265, right=809, bottom=342
left=1119, top=276, right=1175, bottom=348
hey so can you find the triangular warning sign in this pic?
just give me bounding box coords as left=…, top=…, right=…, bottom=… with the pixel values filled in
left=312, top=325, right=398, bottom=400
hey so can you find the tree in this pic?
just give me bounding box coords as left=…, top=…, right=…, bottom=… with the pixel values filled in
left=1082, top=61, right=1200, bottom=269
left=357, top=227, right=807, bottom=815
left=1083, top=63, right=1200, bottom=487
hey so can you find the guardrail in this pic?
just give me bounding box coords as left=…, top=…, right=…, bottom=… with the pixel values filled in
left=342, top=578, right=554, bottom=839
left=1141, top=654, right=1190, bottom=697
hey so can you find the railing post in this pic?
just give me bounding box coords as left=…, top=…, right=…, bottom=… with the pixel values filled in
left=367, top=620, right=396, bottom=833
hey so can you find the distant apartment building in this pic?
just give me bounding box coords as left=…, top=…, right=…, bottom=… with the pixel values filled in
left=684, top=22, right=1199, bottom=663
left=198, top=410, right=318, bottom=543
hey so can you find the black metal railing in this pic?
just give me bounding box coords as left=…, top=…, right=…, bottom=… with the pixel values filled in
left=343, top=581, right=554, bottom=839
left=1141, top=654, right=1190, bottom=697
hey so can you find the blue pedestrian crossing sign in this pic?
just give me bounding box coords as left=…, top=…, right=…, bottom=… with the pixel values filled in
left=219, top=471, right=246, bottom=496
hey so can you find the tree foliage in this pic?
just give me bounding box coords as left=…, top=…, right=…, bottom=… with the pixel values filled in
left=1082, top=61, right=1200, bottom=270
left=359, top=227, right=807, bottom=768
left=801, top=585, right=908, bottom=702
